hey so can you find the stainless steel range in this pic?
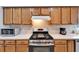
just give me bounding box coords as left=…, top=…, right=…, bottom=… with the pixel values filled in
left=29, top=28, right=54, bottom=52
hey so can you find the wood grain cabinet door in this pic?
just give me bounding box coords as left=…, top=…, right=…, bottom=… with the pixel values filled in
left=13, top=8, right=21, bottom=24
left=0, top=45, right=4, bottom=52
left=51, top=8, right=61, bottom=24
left=71, top=8, right=78, bottom=24
left=22, top=8, right=32, bottom=24
left=54, top=45, right=67, bottom=52
left=3, top=8, right=13, bottom=24
left=67, top=40, right=75, bottom=52
left=31, top=8, right=40, bottom=15
left=62, top=8, right=71, bottom=24
left=5, top=45, right=15, bottom=52
left=16, top=45, right=28, bottom=52
left=41, top=8, right=50, bottom=15
left=77, top=8, right=79, bottom=24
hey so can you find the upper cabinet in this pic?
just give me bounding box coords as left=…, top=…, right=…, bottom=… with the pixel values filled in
left=62, top=8, right=71, bottom=24
left=3, top=8, right=13, bottom=25
left=71, top=8, right=78, bottom=24
left=51, top=8, right=61, bottom=24
left=31, top=8, right=40, bottom=16
left=3, top=8, right=32, bottom=25
left=3, top=7, right=79, bottom=25
left=78, top=8, right=79, bottom=24
left=31, top=8, right=50, bottom=16
left=22, top=8, right=32, bottom=25
left=13, top=8, right=21, bottom=24
left=41, top=8, right=50, bottom=15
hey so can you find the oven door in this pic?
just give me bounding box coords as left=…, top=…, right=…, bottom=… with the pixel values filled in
left=29, top=46, right=54, bottom=52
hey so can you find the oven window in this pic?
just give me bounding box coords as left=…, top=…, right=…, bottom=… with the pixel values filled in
left=29, top=46, right=53, bottom=52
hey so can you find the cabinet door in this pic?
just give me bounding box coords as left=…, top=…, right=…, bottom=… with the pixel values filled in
left=3, top=8, right=12, bottom=24
left=51, top=8, right=61, bottom=24
left=71, top=8, right=78, bottom=24
left=67, top=40, right=75, bottom=52
left=54, top=45, right=67, bottom=52
left=13, top=8, right=21, bottom=24
left=0, top=45, right=4, bottom=52
left=5, top=45, right=15, bottom=52
left=31, top=8, right=40, bottom=15
left=78, top=8, right=79, bottom=24
left=41, top=8, right=50, bottom=15
left=16, top=45, right=28, bottom=52
left=22, top=8, right=32, bottom=24
left=62, top=8, right=71, bottom=24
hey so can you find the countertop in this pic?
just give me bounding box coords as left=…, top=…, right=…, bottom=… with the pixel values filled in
left=0, top=30, right=79, bottom=40
left=49, top=32, right=79, bottom=40
left=0, top=30, right=33, bottom=40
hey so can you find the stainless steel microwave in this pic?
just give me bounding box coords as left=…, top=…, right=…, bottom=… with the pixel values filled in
left=0, top=28, right=20, bottom=36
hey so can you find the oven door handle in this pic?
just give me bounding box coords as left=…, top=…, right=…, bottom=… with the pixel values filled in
left=29, top=44, right=54, bottom=46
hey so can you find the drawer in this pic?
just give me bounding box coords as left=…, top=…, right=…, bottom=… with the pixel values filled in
left=54, top=40, right=67, bottom=45
left=16, top=40, right=28, bottom=45
left=5, top=40, right=15, bottom=45
left=0, top=40, right=4, bottom=45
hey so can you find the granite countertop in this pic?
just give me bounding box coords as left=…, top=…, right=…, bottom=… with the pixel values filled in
left=0, top=30, right=33, bottom=40
left=0, top=30, right=79, bottom=40
left=49, top=32, right=79, bottom=40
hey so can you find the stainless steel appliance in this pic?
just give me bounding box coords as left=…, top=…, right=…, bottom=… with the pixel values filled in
left=76, top=40, right=79, bottom=52
left=29, top=28, right=54, bottom=52
left=0, top=28, right=20, bottom=36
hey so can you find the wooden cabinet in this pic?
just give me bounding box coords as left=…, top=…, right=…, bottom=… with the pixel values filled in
left=41, top=8, right=50, bottom=15
left=67, top=40, right=75, bottom=52
left=5, top=40, right=15, bottom=45
left=0, top=40, right=4, bottom=52
left=54, top=45, right=67, bottom=52
left=22, top=8, right=32, bottom=24
left=13, top=8, right=21, bottom=24
left=32, top=8, right=50, bottom=15
left=16, top=40, right=28, bottom=45
left=51, top=8, right=61, bottom=24
left=3, top=8, right=13, bottom=24
left=54, top=40, right=75, bottom=52
left=54, top=40, right=67, bottom=52
left=16, top=45, right=28, bottom=52
left=32, top=8, right=40, bottom=15
left=3, top=7, right=79, bottom=25
left=5, top=40, right=15, bottom=52
left=71, top=8, right=78, bottom=24
left=5, top=45, right=15, bottom=52
left=16, top=40, right=29, bottom=52
left=78, top=8, right=79, bottom=24
left=62, top=8, right=71, bottom=24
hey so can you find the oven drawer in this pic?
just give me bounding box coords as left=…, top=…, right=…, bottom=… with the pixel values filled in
left=16, top=40, right=28, bottom=45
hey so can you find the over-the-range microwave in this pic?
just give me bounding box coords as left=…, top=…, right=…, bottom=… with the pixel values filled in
left=0, top=28, right=20, bottom=36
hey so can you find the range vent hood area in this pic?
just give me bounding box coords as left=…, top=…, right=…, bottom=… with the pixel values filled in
left=31, top=16, right=51, bottom=20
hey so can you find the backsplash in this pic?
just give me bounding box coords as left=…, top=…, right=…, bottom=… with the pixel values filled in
left=48, top=25, right=79, bottom=34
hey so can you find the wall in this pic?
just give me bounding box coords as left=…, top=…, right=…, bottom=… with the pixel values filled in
left=0, top=7, right=3, bottom=26
left=48, top=25, right=79, bottom=34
